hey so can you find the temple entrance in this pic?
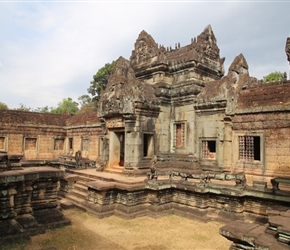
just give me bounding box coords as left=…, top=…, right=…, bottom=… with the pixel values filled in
left=143, top=133, right=154, bottom=157
left=110, top=131, right=125, bottom=167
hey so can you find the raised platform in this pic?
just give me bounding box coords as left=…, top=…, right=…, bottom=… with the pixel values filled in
left=0, top=166, right=70, bottom=243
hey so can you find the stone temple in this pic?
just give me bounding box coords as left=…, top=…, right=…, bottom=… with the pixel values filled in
left=1, top=25, right=290, bottom=249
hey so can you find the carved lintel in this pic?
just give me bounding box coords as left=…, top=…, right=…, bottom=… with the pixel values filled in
left=106, top=117, right=124, bottom=129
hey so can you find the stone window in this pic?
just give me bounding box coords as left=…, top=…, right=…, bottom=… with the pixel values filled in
left=0, top=136, right=6, bottom=151
left=53, top=137, right=65, bottom=151
left=24, top=137, right=38, bottom=151
left=238, top=136, right=260, bottom=161
left=202, top=140, right=216, bottom=159
left=81, top=138, right=89, bottom=151
left=174, top=123, right=185, bottom=148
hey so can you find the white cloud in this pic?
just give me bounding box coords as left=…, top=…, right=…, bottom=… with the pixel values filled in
left=0, top=2, right=290, bottom=109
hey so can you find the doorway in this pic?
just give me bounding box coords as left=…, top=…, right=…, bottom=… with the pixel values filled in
left=143, top=133, right=154, bottom=157
left=110, top=131, right=125, bottom=167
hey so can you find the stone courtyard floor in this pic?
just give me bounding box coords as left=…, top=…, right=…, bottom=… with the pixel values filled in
left=3, top=208, right=232, bottom=250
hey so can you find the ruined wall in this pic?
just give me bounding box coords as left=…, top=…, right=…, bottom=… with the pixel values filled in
left=66, top=112, right=102, bottom=160
left=0, top=110, right=102, bottom=161
left=155, top=106, right=171, bottom=154
left=232, top=111, right=290, bottom=186
left=195, top=110, right=226, bottom=169
left=232, top=82, right=290, bottom=186
left=0, top=111, right=67, bottom=160
left=171, top=104, right=196, bottom=155
left=0, top=167, right=70, bottom=242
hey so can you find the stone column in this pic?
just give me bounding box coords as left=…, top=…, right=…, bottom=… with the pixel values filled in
left=223, top=116, right=233, bottom=171
left=124, top=115, right=142, bottom=170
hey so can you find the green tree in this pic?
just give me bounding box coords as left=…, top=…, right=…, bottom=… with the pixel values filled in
left=76, top=102, right=97, bottom=115
left=34, top=106, right=53, bottom=113
left=78, top=94, right=92, bottom=108
left=87, top=61, right=116, bottom=104
left=50, top=97, right=79, bottom=115
left=263, top=71, right=286, bottom=83
left=0, top=102, right=9, bottom=110
left=15, top=103, right=32, bottom=111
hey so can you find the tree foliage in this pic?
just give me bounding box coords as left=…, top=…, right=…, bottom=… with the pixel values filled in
left=76, top=102, right=97, bottom=115
left=15, top=103, right=32, bottom=111
left=0, top=102, right=9, bottom=110
left=34, top=106, right=52, bottom=113
left=87, top=61, right=116, bottom=104
left=78, top=94, right=92, bottom=108
left=50, top=97, right=79, bottom=115
left=263, top=71, right=286, bottom=83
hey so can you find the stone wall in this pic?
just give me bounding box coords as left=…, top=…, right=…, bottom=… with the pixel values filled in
left=0, top=110, right=67, bottom=159
left=232, top=112, right=290, bottom=186
left=61, top=172, right=290, bottom=222
left=0, top=167, right=70, bottom=242
left=0, top=110, right=102, bottom=161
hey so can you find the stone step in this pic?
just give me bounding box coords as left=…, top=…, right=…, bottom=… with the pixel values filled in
left=65, top=169, right=146, bottom=186
left=59, top=197, right=74, bottom=209
left=104, top=166, right=123, bottom=174
left=137, top=158, right=152, bottom=169
left=65, top=194, right=87, bottom=211
left=66, top=169, right=119, bottom=182
left=70, top=188, right=87, bottom=199
left=74, top=182, right=88, bottom=192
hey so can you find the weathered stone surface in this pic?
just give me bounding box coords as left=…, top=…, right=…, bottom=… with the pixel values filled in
left=2, top=26, right=290, bottom=248
left=0, top=110, right=101, bottom=161
left=220, top=212, right=290, bottom=250
left=286, top=37, right=290, bottom=63
left=130, top=25, right=224, bottom=79
left=0, top=166, right=70, bottom=243
left=98, top=56, right=159, bottom=117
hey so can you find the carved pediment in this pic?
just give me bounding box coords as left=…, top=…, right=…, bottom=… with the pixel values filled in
left=228, top=53, right=249, bottom=75
left=130, top=30, right=159, bottom=68
left=98, top=57, right=159, bottom=118
left=194, top=25, right=220, bottom=61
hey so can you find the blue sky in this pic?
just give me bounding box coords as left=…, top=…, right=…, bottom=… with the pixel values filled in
left=1, top=1, right=290, bottom=109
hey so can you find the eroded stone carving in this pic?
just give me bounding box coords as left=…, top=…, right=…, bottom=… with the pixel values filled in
left=130, top=30, right=159, bottom=68
left=286, top=37, right=290, bottom=63
left=0, top=151, right=23, bottom=171
left=98, top=56, right=158, bottom=118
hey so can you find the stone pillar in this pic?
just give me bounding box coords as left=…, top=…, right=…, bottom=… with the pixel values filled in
left=124, top=116, right=142, bottom=170
left=223, top=116, right=233, bottom=171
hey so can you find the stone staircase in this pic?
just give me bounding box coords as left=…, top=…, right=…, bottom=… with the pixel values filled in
left=59, top=172, right=96, bottom=211
left=59, top=169, right=147, bottom=212
left=137, top=157, right=152, bottom=169
left=104, top=165, right=124, bottom=174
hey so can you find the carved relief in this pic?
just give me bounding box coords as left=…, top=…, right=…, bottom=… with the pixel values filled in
left=130, top=30, right=159, bottom=68
left=106, top=117, right=124, bottom=128
left=195, top=25, right=220, bottom=61
left=98, top=57, right=158, bottom=118
left=136, top=39, right=150, bottom=64
left=286, top=37, right=290, bottom=63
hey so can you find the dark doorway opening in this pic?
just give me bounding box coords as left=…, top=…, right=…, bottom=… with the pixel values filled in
left=143, top=134, right=154, bottom=157
left=116, top=132, right=125, bottom=166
